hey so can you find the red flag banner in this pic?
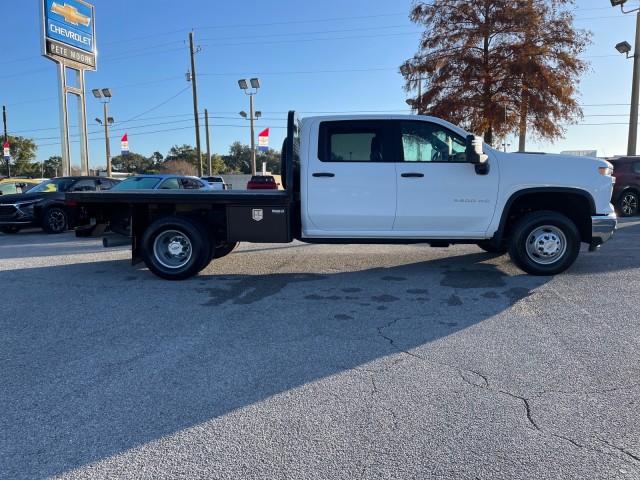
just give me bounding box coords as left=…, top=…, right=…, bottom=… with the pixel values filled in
left=121, top=133, right=129, bottom=155
left=258, top=128, right=269, bottom=152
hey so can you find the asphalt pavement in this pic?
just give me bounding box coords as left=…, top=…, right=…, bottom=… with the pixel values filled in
left=1, top=220, right=639, bottom=479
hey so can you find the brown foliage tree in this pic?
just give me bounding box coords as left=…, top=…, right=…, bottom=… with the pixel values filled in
left=402, top=0, right=590, bottom=148
left=158, top=160, right=197, bottom=176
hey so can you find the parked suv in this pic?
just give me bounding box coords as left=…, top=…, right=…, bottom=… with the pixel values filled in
left=0, top=176, right=119, bottom=234
left=609, top=156, right=640, bottom=216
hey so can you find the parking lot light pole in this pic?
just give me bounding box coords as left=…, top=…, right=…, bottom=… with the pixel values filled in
left=238, top=78, right=260, bottom=175
left=92, top=88, right=113, bottom=177
left=612, top=0, right=640, bottom=155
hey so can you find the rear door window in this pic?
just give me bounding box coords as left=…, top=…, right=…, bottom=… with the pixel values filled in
left=318, top=121, right=391, bottom=162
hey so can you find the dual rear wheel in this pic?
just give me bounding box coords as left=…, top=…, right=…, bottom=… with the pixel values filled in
left=141, top=216, right=238, bottom=280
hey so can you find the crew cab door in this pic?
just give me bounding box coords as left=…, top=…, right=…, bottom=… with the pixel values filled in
left=304, top=120, right=396, bottom=232
left=393, top=120, right=499, bottom=236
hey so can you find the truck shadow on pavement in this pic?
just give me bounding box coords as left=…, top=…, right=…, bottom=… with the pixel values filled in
left=1, top=247, right=562, bottom=478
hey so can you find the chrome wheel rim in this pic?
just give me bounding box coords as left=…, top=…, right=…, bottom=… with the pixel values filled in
left=153, top=230, right=192, bottom=269
left=621, top=193, right=637, bottom=216
left=49, top=210, right=66, bottom=231
left=525, top=225, right=567, bottom=265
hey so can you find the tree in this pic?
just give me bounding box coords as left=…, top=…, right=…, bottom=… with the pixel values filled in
left=223, top=141, right=252, bottom=174
left=158, top=160, right=197, bottom=176
left=510, top=0, right=590, bottom=150
left=256, top=149, right=282, bottom=174
left=5, top=136, right=37, bottom=176
left=43, top=156, right=62, bottom=178
left=202, top=153, right=227, bottom=175
left=111, top=152, right=154, bottom=173
left=402, top=0, right=590, bottom=147
left=149, top=151, right=164, bottom=171
left=166, top=144, right=198, bottom=165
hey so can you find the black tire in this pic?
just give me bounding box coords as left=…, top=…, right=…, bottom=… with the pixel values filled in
left=141, top=216, right=211, bottom=280
left=477, top=240, right=507, bottom=254
left=212, top=241, right=239, bottom=259
left=0, top=226, right=21, bottom=234
left=617, top=191, right=638, bottom=217
left=507, top=210, right=580, bottom=276
left=41, top=207, right=68, bottom=234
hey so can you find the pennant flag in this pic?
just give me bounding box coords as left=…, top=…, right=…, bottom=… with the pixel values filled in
left=258, top=128, right=269, bottom=152
left=3, top=141, right=9, bottom=160
left=121, top=133, right=129, bottom=155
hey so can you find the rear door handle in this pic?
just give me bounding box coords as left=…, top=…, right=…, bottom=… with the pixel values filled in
left=401, top=173, right=424, bottom=178
left=312, top=173, right=335, bottom=177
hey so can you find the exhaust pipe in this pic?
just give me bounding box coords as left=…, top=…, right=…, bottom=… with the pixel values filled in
left=103, top=235, right=132, bottom=248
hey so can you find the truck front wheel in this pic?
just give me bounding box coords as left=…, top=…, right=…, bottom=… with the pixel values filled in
left=141, top=217, right=211, bottom=280
left=507, top=211, right=580, bottom=276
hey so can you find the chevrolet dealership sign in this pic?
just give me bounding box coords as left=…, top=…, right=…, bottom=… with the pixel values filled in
left=41, top=0, right=96, bottom=69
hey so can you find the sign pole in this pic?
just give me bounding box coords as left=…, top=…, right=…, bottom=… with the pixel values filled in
left=56, top=63, right=71, bottom=177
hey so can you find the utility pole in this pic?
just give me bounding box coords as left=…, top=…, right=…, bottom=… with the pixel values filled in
left=205, top=108, right=211, bottom=176
left=628, top=10, right=640, bottom=155
left=189, top=31, right=203, bottom=177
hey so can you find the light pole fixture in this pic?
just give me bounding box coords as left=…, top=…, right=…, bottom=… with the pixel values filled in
left=616, top=41, right=632, bottom=56
left=93, top=87, right=113, bottom=176
left=238, top=77, right=261, bottom=175
left=612, top=0, right=640, bottom=155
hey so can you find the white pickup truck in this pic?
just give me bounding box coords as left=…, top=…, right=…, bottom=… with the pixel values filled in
left=67, top=111, right=617, bottom=280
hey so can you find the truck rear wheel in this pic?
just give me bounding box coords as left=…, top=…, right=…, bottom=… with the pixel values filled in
left=213, top=241, right=239, bottom=259
left=507, top=210, right=580, bottom=276
left=141, top=216, right=211, bottom=280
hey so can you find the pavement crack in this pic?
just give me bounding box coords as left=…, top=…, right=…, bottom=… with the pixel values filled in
left=460, top=369, right=489, bottom=389
left=498, top=390, right=541, bottom=431
left=370, top=376, right=378, bottom=396
left=602, top=440, right=640, bottom=463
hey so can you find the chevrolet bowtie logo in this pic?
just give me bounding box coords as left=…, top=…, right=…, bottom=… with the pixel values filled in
left=50, top=2, right=91, bottom=27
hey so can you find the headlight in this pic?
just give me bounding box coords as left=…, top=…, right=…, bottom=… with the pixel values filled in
left=598, top=166, right=613, bottom=176
left=15, top=199, right=42, bottom=214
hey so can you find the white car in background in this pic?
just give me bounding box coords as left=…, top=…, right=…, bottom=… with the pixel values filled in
left=201, top=176, right=227, bottom=190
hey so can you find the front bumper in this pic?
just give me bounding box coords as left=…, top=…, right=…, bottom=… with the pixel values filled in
left=589, top=214, right=617, bottom=251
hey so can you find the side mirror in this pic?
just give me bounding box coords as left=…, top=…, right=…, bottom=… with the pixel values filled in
left=465, top=134, right=490, bottom=175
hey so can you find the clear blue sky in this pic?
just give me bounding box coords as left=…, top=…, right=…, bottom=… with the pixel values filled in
left=2, top=0, right=639, bottom=170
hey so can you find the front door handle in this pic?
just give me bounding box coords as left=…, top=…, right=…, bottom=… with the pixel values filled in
left=312, top=173, right=335, bottom=177
left=401, top=173, right=424, bottom=178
